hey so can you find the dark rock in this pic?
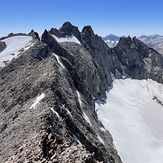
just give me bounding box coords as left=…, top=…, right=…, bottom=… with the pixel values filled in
left=29, top=29, right=40, bottom=41
left=49, top=21, right=81, bottom=42
left=112, top=36, right=163, bottom=82
left=0, top=40, right=6, bottom=53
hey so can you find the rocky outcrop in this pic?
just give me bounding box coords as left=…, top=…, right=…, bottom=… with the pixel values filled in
left=29, top=30, right=40, bottom=41
left=0, top=40, right=6, bottom=53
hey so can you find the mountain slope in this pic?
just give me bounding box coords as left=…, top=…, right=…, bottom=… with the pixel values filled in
left=0, top=25, right=121, bottom=163
left=0, top=22, right=163, bottom=163
left=0, top=34, right=34, bottom=67
left=96, top=79, right=163, bottom=163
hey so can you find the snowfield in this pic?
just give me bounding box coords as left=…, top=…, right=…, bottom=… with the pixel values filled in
left=52, top=34, right=81, bottom=45
left=0, top=35, right=33, bottom=67
left=96, top=79, right=163, bottom=163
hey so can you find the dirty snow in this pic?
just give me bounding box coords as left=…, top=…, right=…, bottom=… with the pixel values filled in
left=96, top=78, right=163, bottom=163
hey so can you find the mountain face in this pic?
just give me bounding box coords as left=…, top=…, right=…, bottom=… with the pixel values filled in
left=103, top=34, right=163, bottom=54
left=0, top=22, right=163, bottom=163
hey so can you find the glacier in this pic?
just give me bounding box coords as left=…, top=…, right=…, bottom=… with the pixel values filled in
left=96, top=78, right=163, bottom=163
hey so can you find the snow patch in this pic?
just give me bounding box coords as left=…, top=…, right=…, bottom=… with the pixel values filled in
left=83, top=112, right=92, bottom=126
left=50, top=108, right=60, bottom=118
left=52, top=34, right=81, bottom=45
left=96, top=78, right=163, bottom=163
left=53, top=53, right=65, bottom=68
left=97, top=134, right=104, bottom=144
left=0, top=36, right=33, bottom=67
left=30, top=93, right=45, bottom=109
left=100, top=127, right=107, bottom=132
left=76, top=91, right=82, bottom=107
left=62, top=104, right=72, bottom=116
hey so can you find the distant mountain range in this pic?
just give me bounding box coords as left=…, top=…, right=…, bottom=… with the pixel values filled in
left=102, top=34, right=122, bottom=48
left=103, top=34, right=163, bottom=54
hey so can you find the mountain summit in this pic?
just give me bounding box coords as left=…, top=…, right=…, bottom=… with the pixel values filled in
left=0, top=22, right=163, bottom=163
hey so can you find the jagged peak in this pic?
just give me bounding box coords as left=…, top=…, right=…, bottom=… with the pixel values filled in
left=116, top=36, right=133, bottom=48
left=28, top=30, right=40, bottom=41
left=60, top=21, right=74, bottom=30
left=82, top=25, right=94, bottom=35
left=47, top=22, right=81, bottom=42
left=59, top=22, right=80, bottom=36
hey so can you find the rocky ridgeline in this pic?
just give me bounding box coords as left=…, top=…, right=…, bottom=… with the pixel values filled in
left=0, top=22, right=163, bottom=163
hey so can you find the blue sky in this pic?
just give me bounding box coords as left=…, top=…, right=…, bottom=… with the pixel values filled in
left=0, top=0, right=163, bottom=37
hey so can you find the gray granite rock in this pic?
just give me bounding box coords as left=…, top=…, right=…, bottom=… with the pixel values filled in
left=0, top=40, right=6, bottom=53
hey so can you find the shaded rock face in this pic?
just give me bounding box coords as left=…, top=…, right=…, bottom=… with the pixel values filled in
left=29, top=30, right=40, bottom=41
left=112, top=36, right=163, bottom=83
left=0, top=40, right=6, bottom=53
left=1, top=22, right=163, bottom=163
left=49, top=22, right=81, bottom=42
left=42, top=24, right=114, bottom=100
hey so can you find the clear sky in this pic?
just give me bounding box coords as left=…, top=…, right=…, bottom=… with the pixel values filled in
left=0, top=0, right=163, bottom=37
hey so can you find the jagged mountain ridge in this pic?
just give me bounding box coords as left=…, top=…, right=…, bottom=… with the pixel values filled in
left=0, top=22, right=163, bottom=163
left=103, top=34, right=163, bottom=54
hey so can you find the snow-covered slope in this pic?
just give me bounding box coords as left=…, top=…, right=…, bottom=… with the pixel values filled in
left=96, top=79, right=163, bottom=163
left=0, top=35, right=33, bottom=67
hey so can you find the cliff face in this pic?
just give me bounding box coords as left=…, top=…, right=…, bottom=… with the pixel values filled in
left=0, top=22, right=163, bottom=163
left=112, top=36, right=163, bottom=83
